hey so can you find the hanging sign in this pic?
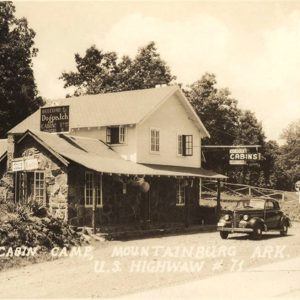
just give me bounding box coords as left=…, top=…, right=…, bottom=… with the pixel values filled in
left=40, top=105, right=69, bottom=133
left=229, top=148, right=261, bottom=165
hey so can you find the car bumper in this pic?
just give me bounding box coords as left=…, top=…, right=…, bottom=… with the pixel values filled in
left=217, top=225, right=254, bottom=233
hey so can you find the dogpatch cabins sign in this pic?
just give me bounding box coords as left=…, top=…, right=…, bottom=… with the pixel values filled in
left=229, top=148, right=261, bottom=165
left=40, top=106, right=69, bottom=133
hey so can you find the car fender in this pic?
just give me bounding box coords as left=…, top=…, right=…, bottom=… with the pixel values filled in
left=279, top=216, right=291, bottom=228
left=248, top=217, right=266, bottom=230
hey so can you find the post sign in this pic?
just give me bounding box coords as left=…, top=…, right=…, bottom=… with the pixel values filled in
left=40, top=106, right=69, bottom=133
left=295, top=181, right=300, bottom=204
left=24, top=158, right=39, bottom=170
left=295, top=181, right=300, bottom=192
left=229, top=148, right=261, bottom=165
left=12, top=160, right=25, bottom=172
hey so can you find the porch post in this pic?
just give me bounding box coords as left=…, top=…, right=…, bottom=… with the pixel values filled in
left=216, top=179, right=221, bottom=217
left=92, top=177, right=97, bottom=234
left=185, top=186, right=190, bottom=228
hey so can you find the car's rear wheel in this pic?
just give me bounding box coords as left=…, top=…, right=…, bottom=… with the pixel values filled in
left=280, top=222, right=288, bottom=236
left=251, top=225, right=263, bottom=240
left=220, top=231, right=229, bottom=239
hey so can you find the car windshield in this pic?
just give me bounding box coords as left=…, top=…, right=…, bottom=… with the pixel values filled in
left=236, top=199, right=265, bottom=209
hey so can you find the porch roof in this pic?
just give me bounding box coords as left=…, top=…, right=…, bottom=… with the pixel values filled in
left=18, top=130, right=227, bottom=179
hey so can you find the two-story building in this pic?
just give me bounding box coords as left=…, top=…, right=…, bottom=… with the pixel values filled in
left=0, top=85, right=226, bottom=230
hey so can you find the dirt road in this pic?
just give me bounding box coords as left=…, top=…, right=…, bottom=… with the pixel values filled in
left=0, top=223, right=299, bottom=298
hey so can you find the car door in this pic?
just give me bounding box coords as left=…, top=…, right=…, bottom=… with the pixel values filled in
left=264, top=200, right=281, bottom=229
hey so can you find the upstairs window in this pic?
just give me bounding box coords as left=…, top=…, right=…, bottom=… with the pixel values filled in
left=150, top=128, right=160, bottom=153
left=178, top=134, right=193, bottom=156
left=106, top=126, right=126, bottom=144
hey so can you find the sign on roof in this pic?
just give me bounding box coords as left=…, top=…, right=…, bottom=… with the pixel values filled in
left=40, top=106, right=69, bottom=133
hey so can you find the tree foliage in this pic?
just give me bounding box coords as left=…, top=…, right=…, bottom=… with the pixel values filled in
left=185, top=73, right=274, bottom=187
left=60, top=42, right=176, bottom=96
left=0, top=1, right=43, bottom=138
left=274, top=119, right=300, bottom=190
left=61, top=42, right=297, bottom=191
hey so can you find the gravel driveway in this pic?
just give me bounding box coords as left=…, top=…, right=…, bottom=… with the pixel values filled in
left=0, top=223, right=299, bottom=298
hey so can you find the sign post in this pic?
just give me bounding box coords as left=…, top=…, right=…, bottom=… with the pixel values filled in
left=295, top=180, right=300, bottom=204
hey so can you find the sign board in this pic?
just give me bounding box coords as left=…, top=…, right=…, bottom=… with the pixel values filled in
left=229, top=160, right=247, bottom=165
left=24, top=158, right=39, bottom=171
left=12, top=160, right=25, bottom=172
left=229, top=148, right=261, bottom=165
left=11, top=157, right=39, bottom=172
left=40, top=105, right=69, bottom=133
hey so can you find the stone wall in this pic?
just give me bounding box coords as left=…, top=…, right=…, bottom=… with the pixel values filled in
left=14, top=135, right=69, bottom=221
left=0, top=157, right=14, bottom=203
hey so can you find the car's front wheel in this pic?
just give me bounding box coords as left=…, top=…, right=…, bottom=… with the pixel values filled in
left=280, top=222, right=288, bottom=236
left=220, top=231, right=229, bottom=239
left=251, top=225, right=263, bottom=240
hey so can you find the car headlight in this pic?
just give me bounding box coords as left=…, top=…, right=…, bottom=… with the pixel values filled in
left=224, top=214, right=230, bottom=221
left=243, top=215, right=249, bottom=221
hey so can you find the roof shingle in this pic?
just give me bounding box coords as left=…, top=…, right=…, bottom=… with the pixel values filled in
left=20, top=131, right=226, bottom=179
left=9, top=85, right=178, bottom=134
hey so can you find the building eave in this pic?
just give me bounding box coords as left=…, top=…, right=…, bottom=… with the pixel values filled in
left=17, top=130, right=70, bottom=166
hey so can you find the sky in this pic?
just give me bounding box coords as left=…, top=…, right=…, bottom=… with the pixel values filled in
left=14, top=0, right=300, bottom=142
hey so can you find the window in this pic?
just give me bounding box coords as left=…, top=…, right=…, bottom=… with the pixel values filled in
left=106, top=126, right=126, bottom=144
left=17, top=172, right=26, bottom=203
left=85, top=171, right=103, bottom=207
left=265, top=201, right=275, bottom=210
left=34, top=171, right=45, bottom=203
left=178, top=135, right=193, bottom=156
left=150, top=128, right=160, bottom=153
left=85, top=172, right=94, bottom=206
left=176, top=180, right=185, bottom=206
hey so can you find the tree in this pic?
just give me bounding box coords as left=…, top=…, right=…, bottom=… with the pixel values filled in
left=186, top=73, right=277, bottom=187
left=186, top=74, right=241, bottom=147
left=274, top=119, right=300, bottom=190
left=185, top=73, right=241, bottom=172
left=60, top=41, right=176, bottom=96
left=234, top=110, right=265, bottom=146
left=229, top=110, right=267, bottom=187
left=0, top=1, right=43, bottom=138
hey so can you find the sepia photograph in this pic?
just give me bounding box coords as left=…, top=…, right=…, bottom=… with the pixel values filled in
left=0, top=0, right=299, bottom=299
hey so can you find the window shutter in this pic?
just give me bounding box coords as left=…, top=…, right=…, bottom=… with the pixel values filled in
left=182, top=135, right=187, bottom=156
left=106, top=127, right=111, bottom=143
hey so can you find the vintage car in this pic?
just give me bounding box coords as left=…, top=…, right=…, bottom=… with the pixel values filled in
left=217, top=198, right=291, bottom=240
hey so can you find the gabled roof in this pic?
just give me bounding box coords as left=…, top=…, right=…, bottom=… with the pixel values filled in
left=17, top=130, right=225, bottom=179
left=8, top=85, right=209, bottom=137
left=0, top=139, right=7, bottom=161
